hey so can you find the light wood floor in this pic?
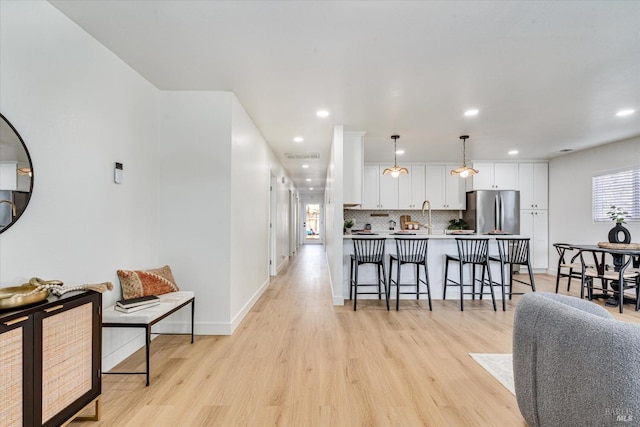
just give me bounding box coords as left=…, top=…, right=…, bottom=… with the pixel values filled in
left=73, top=245, right=640, bottom=426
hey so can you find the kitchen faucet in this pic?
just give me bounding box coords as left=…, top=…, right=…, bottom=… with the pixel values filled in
left=420, top=200, right=433, bottom=235
left=0, top=200, right=17, bottom=217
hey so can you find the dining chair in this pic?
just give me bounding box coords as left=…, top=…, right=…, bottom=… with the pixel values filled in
left=388, top=238, right=432, bottom=311
left=579, top=249, right=640, bottom=313
left=489, top=238, right=536, bottom=311
left=443, top=238, right=496, bottom=311
left=349, top=238, right=389, bottom=311
left=553, top=243, right=582, bottom=293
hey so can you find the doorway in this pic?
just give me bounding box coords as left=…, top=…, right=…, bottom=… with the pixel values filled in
left=303, top=203, right=323, bottom=244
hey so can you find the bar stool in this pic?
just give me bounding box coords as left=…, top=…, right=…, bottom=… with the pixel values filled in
left=443, top=238, right=496, bottom=311
left=553, top=243, right=582, bottom=293
left=489, top=238, right=536, bottom=311
left=349, top=238, right=389, bottom=311
left=388, top=238, right=432, bottom=311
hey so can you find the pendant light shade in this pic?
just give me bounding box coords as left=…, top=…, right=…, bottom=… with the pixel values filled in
left=382, top=135, right=408, bottom=178
left=450, top=135, right=478, bottom=178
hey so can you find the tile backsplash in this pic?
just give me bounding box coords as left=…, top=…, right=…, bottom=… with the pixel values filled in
left=343, top=209, right=462, bottom=232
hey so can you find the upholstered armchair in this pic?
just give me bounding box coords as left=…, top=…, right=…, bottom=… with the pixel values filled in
left=513, top=292, right=640, bottom=426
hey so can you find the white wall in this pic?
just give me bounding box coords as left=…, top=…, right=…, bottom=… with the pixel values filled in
left=324, top=125, right=344, bottom=304
left=1, top=1, right=297, bottom=371
left=0, top=1, right=160, bottom=370
left=549, top=136, right=640, bottom=269
left=158, top=91, right=233, bottom=332
left=229, top=95, right=272, bottom=327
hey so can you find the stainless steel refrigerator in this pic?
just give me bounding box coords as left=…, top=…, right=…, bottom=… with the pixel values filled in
left=463, top=190, right=520, bottom=234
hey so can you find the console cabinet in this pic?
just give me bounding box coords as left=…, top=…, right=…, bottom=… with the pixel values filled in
left=0, top=291, right=101, bottom=427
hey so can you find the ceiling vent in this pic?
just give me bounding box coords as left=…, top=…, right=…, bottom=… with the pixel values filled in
left=284, top=152, right=320, bottom=160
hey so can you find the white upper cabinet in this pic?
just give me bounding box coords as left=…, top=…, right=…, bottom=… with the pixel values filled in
left=362, top=164, right=398, bottom=209
left=0, top=162, right=17, bottom=191
left=425, top=164, right=466, bottom=210
left=398, top=165, right=426, bottom=209
left=362, top=165, right=380, bottom=209
left=518, top=162, right=548, bottom=210
left=469, top=162, right=518, bottom=190
left=343, top=132, right=365, bottom=206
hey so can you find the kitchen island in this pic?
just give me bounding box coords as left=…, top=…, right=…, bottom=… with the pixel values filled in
left=343, top=232, right=525, bottom=302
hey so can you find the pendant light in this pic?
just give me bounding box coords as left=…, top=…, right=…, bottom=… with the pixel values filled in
left=450, top=135, right=478, bottom=178
left=382, top=135, right=408, bottom=178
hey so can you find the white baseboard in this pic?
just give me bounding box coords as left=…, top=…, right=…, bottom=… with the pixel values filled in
left=230, top=276, right=271, bottom=333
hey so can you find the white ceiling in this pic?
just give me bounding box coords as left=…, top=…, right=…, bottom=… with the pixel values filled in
left=50, top=0, right=640, bottom=195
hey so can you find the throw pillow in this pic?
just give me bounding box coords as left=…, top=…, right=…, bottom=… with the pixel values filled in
left=117, top=265, right=180, bottom=299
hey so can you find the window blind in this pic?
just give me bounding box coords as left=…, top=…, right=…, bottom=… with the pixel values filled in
left=592, top=168, right=640, bottom=222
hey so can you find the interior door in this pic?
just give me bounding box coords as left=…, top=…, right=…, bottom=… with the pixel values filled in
left=303, top=202, right=323, bottom=244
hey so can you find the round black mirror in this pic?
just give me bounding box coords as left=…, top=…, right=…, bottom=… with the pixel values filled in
left=0, top=113, right=34, bottom=234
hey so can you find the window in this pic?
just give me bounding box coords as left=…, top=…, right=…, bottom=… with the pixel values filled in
left=592, top=167, right=640, bottom=222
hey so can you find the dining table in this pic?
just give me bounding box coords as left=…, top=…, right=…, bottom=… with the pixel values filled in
left=570, top=244, right=640, bottom=313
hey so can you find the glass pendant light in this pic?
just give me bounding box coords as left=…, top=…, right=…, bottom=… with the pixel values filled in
left=450, top=135, right=478, bottom=178
left=382, top=135, right=408, bottom=178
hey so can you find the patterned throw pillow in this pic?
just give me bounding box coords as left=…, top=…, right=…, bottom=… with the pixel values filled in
left=117, top=265, right=180, bottom=299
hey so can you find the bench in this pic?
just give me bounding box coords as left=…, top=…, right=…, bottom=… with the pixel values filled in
left=102, top=291, right=195, bottom=386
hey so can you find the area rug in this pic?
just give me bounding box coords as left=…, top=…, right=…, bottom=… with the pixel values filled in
left=469, top=353, right=515, bottom=395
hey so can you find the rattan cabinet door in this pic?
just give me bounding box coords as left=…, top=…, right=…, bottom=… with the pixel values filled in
left=33, top=292, right=101, bottom=427
left=0, top=314, right=34, bottom=427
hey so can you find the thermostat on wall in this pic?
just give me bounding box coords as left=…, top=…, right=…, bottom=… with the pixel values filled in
left=114, top=162, right=123, bottom=184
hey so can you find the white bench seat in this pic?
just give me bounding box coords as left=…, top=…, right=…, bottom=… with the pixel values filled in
left=102, top=291, right=195, bottom=386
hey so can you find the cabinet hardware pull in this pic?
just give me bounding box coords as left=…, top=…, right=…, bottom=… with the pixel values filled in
left=44, top=305, right=64, bottom=313
left=4, top=316, right=29, bottom=326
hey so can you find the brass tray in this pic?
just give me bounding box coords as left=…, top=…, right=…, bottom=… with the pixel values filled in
left=0, top=284, right=50, bottom=310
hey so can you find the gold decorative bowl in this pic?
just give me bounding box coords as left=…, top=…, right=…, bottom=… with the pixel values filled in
left=0, top=284, right=50, bottom=310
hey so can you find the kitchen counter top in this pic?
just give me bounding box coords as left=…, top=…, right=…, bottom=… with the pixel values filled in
left=341, top=233, right=525, bottom=302
left=343, top=231, right=522, bottom=239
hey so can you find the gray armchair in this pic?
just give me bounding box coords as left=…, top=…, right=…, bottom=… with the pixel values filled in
left=513, top=292, right=640, bottom=426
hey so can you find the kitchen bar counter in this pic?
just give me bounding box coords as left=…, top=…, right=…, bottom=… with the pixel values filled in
left=342, top=232, right=525, bottom=302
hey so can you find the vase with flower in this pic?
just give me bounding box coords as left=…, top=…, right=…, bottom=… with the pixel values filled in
left=607, top=205, right=631, bottom=244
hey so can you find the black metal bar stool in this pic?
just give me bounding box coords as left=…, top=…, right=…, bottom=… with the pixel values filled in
left=443, top=238, right=496, bottom=311
left=489, top=238, right=536, bottom=311
left=388, top=238, right=432, bottom=311
left=553, top=243, right=582, bottom=293
left=349, top=238, right=389, bottom=311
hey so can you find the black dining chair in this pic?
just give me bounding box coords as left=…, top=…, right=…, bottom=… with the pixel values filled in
left=553, top=243, right=582, bottom=293
left=489, top=238, right=536, bottom=311
left=443, top=238, right=496, bottom=311
left=349, top=238, right=389, bottom=311
left=388, top=238, right=432, bottom=311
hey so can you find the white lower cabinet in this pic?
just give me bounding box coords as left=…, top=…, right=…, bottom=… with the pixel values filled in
left=520, top=209, right=548, bottom=269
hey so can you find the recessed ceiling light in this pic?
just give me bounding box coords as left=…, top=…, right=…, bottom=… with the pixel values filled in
left=396, top=150, right=405, bottom=155
left=616, top=109, right=635, bottom=117
left=316, top=110, right=329, bottom=118
left=306, top=178, right=311, bottom=182
left=309, top=187, right=314, bottom=191
left=302, top=164, right=309, bottom=168
left=508, top=150, right=519, bottom=155
left=293, top=136, right=304, bottom=142
left=464, top=109, right=479, bottom=117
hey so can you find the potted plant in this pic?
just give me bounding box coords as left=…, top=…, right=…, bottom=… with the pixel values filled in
left=608, top=205, right=628, bottom=224
left=447, top=218, right=468, bottom=230
left=607, top=205, right=631, bottom=244
left=344, top=219, right=354, bottom=234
